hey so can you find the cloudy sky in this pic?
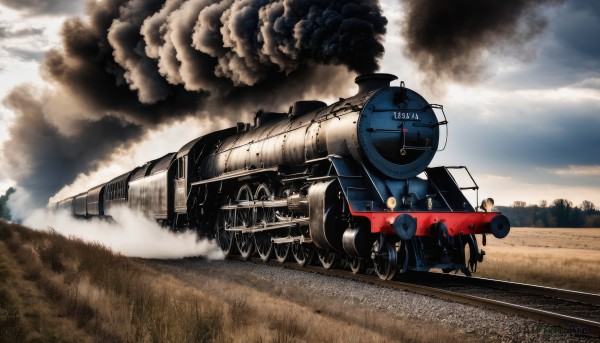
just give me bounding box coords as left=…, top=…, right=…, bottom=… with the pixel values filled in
left=0, top=0, right=598, bottom=215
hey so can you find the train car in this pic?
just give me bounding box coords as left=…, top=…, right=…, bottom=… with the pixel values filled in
left=128, top=153, right=176, bottom=224
left=104, top=169, right=139, bottom=217
left=73, top=192, right=88, bottom=217
left=56, top=197, right=74, bottom=214
left=86, top=183, right=105, bottom=216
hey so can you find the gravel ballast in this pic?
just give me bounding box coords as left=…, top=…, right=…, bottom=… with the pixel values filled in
left=148, top=258, right=593, bottom=343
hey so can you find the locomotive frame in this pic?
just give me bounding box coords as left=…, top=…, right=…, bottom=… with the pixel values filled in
left=51, top=73, right=510, bottom=280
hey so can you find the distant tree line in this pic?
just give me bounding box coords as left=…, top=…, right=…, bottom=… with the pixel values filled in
left=0, top=187, right=15, bottom=221
left=497, top=199, right=600, bottom=228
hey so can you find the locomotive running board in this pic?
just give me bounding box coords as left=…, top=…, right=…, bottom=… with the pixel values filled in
left=225, top=217, right=309, bottom=233
left=191, top=166, right=279, bottom=186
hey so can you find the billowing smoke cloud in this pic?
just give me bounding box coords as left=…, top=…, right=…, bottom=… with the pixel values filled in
left=2, top=86, right=142, bottom=215
left=399, top=0, right=564, bottom=83
left=1, top=0, right=387, bottom=210
left=24, top=206, right=224, bottom=259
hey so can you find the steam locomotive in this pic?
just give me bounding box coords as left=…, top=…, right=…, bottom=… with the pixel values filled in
left=52, top=73, right=510, bottom=280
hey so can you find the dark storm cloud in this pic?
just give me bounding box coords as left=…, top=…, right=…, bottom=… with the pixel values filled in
left=0, top=0, right=84, bottom=16
left=399, top=0, right=564, bottom=83
left=555, top=2, right=600, bottom=59
left=490, top=1, right=600, bottom=90
left=436, top=97, right=600, bottom=189
left=2, top=0, right=387, bottom=206
left=538, top=1, right=600, bottom=79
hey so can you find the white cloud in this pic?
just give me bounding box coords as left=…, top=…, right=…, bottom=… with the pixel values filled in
left=477, top=174, right=600, bottom=207
left=572, top=77, right=600, bottom=90
left=482, top=174, right=513, bottom=182
left=539, top=165, right=600, bottom=177
left=0, top=8, right=69, bottom=171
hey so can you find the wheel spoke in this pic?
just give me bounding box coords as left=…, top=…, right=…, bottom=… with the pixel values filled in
left=372, top=239, right=398, bottom=280
left=253, top=184, right=274, bottom=261
left=461, top=234, right=477, bottom=276
left=254, top=232, right=273, bottom=262
left=317, top=249, right=338, bottom=269
left=235, top=184, right=254, bottom=260
left=274, top=243, right=290, bottom=262
left=292, top=243, right=314, bottom=267
left=215, top=207, right=236, bottom=257
left=349, top=257, right=365, bottom=274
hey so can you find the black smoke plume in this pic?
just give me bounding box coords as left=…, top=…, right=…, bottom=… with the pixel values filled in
left=1, top=0, right=387, bottom=211
left=400, top=0, right=564, bottom=83
left=2, top=86, right=143, bottom=211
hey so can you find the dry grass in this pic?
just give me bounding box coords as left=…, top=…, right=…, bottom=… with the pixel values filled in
left=0, top=222, right=473, bottom=343
left=477, top=227, right=600, bottom=294
left=0, top=222, right=225, bottom=342
left=148, top=260, right=470, bottom=343
left=4, top=220, right=596, bottom=341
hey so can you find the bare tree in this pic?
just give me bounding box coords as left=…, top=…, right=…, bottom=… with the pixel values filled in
left=512, top=201, right=527, bottom=208
left=580, top=200, right=596, bottom=215
left=550, top=199, right=573, bottom=227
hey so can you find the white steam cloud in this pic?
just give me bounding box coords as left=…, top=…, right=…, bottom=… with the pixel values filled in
left=23, top=206, right=224, bottom=260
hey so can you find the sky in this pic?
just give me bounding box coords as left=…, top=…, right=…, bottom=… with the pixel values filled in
left=0, top=0, right=599, bottom=213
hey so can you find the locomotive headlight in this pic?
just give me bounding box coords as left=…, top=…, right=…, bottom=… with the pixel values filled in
left=386, top=197, right=397, bottom=210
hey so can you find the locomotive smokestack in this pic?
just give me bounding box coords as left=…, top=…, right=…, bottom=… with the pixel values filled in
left=355, top=73, right=398, bottom=95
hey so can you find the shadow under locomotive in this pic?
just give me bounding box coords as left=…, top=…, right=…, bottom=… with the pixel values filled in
left=52, top=73, right=510, bottom=280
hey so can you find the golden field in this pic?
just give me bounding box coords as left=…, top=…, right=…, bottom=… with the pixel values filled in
left=476, top=227, right=600, bottom=294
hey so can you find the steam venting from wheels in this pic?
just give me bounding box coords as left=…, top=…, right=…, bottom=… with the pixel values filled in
left=24, top=206, right=224, bottom=259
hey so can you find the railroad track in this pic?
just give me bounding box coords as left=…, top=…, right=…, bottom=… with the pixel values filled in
left=239, top=256, right=600, bottom=339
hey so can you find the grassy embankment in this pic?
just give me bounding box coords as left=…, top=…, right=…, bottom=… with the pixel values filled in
left=476, top=227, right=600, bottom=294
left=0, top=221, right=226, bottom=342
left=0, top=221, right=465, bottom=343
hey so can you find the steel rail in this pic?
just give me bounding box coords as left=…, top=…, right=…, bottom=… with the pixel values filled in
left=411, top=272, right=600, bottom=306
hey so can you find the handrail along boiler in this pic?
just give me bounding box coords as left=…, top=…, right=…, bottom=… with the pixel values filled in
left=52, top=73, right=510, bottom=280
